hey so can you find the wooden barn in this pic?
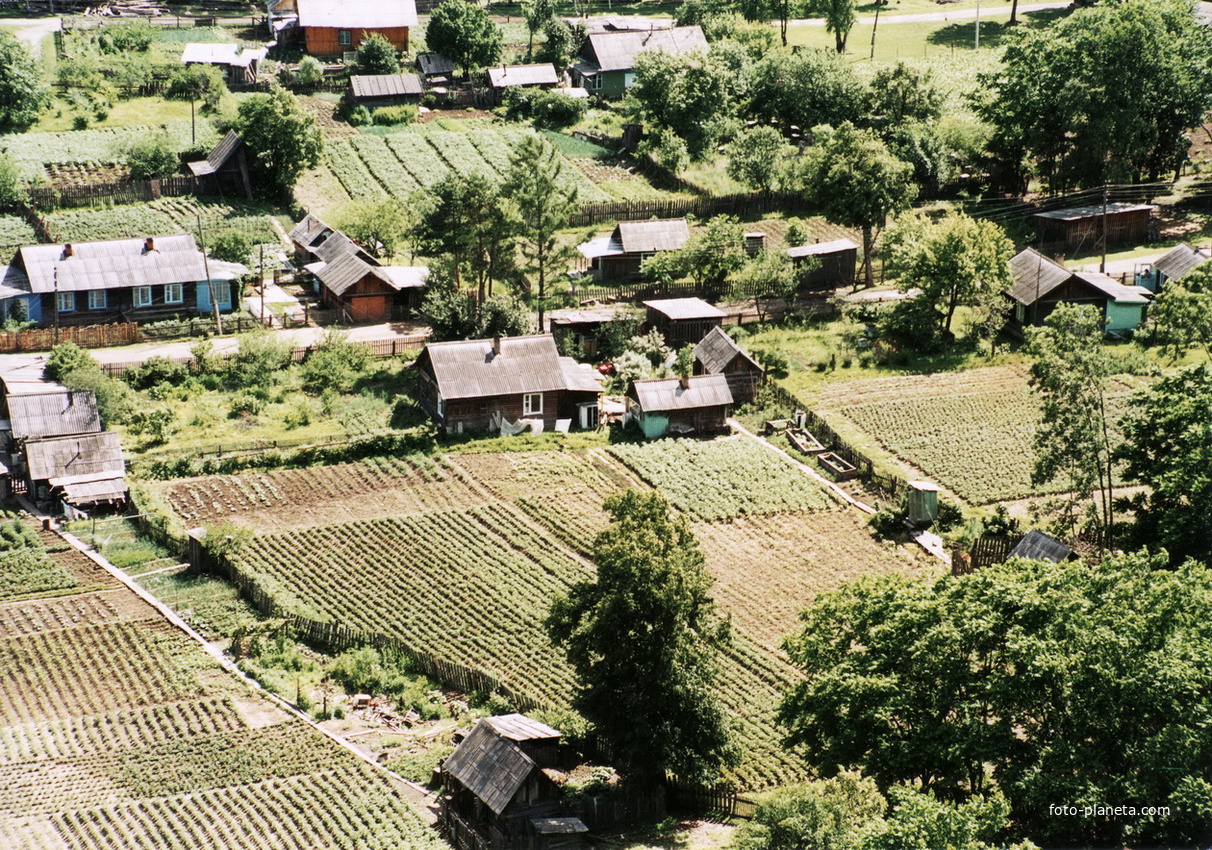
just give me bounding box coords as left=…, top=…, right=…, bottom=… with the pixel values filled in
left=626, top=374, right=732, bottom=438
left=693, top=326, right=764, bottom=405
left=1007, top=248, right=1152, bottom=335
left=348, top=73, right=423, bottom=107
left=441, top=714, right=588, bottom=850
left=415, top=335, right=602, bottom=435
left=309, top=248, right=427, bottom=322
left=185, top=130, right=254, bottom=200
left=24, top=431, right=127, bottom=513
left=578, top=219, right=689, bottom=280
left=271, top=0, right=418, bottom=56
left=1033, top=202, right=1156, bottom=255
left=549, top=306, right=633, bottom=360
left=487, top=63, right=560, bottom=103
left=180, top=43, right=267, bottom=85
left=786, top=238, right=859, bottom=290
left=643, top=297, right=725, bottom=348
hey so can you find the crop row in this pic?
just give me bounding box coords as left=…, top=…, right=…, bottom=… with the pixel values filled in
left=44, top=198, right=278, bottom=245
left=385, top=133, right=451, bottom=187
left=349, top=136, right=423, bottom=196
left=0, top=591, right=142, bottom=639
left=326, top=139, right=386, bottom=199
left=50, top=766, right=445, bottom=850
left=0, top=216, right=36, bottom=256
left=609, top=437, right=839, bottom=521
left=2, top=121, right=217, bottom=176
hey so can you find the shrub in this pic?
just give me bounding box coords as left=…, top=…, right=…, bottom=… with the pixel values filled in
left=123, top=356, right=189, bottom=390
left=106, top=20, right=156, bottom=52
left=345, top=104, right=372, bottom=126
left=228, top=392, right=264, bottom=418
left=356, top=33, right=400, bottom=75
left=44, top=342, right=94, bottom=382
left=208, top=230, right=253, bottom=264
left=300, top=329, right=371, bottom=394
left=529, top=89, right=585, bottom=127
left=294, top=55, right=324, bottom=89
left=123, top=132, right=180, bottom=181
left=226, top=330, right=290, bottom=390
left=371, top=104, right=417, bottom=126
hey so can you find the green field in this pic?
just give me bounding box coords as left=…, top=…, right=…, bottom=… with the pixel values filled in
left=2, top=121, right=217, bottom=180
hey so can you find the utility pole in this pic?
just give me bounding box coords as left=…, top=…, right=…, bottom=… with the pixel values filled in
left=975, top=0, right=981, bottom=49
left=1099, top=185, right=1109, bottom=273
left=870, top=0, right=881, bottom=60
left=53, top=266, right=60, bottom=346
left=259, top=243, right=266, bottom=326
left=196, top=216, right=223, bottom=336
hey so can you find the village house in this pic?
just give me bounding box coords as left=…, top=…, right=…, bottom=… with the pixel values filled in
left=267, top=0, right=417, bottom=56
left=180, top=43, right=268, bottom=86
left=643, top=297, right=725, bottom=348
left=786, top=238, right=859, bottom=290
left=24, top=431, right=128, bottom=515
left=578, top=219, right=689, bottom=280
left=415, top=334, right=602, bottom=435
left=571, top=26, right=708, bottom=98
left=487, top=63, right=561, bottom=104
left=0, top=235, right=241, bottom=328
left=693, top=326, right=764, bottom=405
left=288, top=212, right=336, bottom=266
left=1137, top=242, right=1210, bottom=292
left=1033, top=202, right=1156, bottom=255
left=549, top=306, right=633, bottom=360
left=441, top=714, right=588, bottom=850
left=348, top=73, right=424, bottom=108
left=1007, top=248, right=1152, bottom=335
left=185, top=130, right=255, bottom=200
left=4, top=389, right=101, bottom=449
left=626, top=374, right=732, bottom=438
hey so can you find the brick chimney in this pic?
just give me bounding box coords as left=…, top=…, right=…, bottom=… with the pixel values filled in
left=492, top=335, right=502, bottom=357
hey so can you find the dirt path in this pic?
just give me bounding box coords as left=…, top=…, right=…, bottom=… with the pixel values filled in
left=3, top=17, right=61, bottom=56
left=790, top=0, right=1069, bottom=26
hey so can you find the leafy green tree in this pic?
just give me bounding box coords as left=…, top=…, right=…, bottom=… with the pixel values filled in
left=1026, top=303, right=1116, bottom=546
left=502, top=135, right=579, bottom=331
left=864, top=788, right=1025, bottom=850
left=867, top=62, right=943, bottom=127
left=808, top=0, right=857, bottom=52
left=167, top=63, right=228, bottom=112
left=883, top=211, right=1013, bottom=341
left=725, top=126, right=792, bottom=194
left=733, top=250, right=801, bottom=322
left=781, top=550, right=1212, bottom=848
left=629, top=49, right=735, bottom=158
left=301, top=329, right=371, bottom=394
left=748, top=49, right=863, bottom=135
left=520, top=0, right=555, bottom=59
left=356, top=33, right=400, bottom=75
left=44, top=343, right=95, bottom=382
left=293, top=55, right=325, bottom=89
left=977, top=0, right=1212, bottom=192
left=426, top=0, right=503, bottom=79
left=122, top=131, right=181, bottom=181
left=645, top=215, right=748, bottom=301
left=208, top=231, right=253, bottom=265
left=226, top=330, right=290, bottom=391
left=0, top=33, right=47, bottom=133
left=233, top=86, right=323, bottom=197
left=47, top=346, right=137, bottom=425
left=536, top=18, right=583, bottom=68
left=733, top=772, right=887, bottom=850
left=1146, top=264, right=1212, bottom=359
left=546, top=491, right=736, bottom=784
left=420, top=275, right=530, bottom=341
left=797, top=122, right=915, bottom=287
left=417, top=172, right=514, bottom=304
left=337, top=197, right=416, bottom=259
left=1115, top=363, right=1212, bottom=563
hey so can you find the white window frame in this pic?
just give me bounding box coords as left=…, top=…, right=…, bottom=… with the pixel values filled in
left=57, top=292, right=75, bottom=313
left=589, top=73, right=602, bottom=91
left=87, top=290, right=107, bottom=311
left=165, top=283, right=184, bottom=304
left=133, top=286, right=153, bottom=308
left=338, top=29, right=352, bottom=46
left=436, top=393, right=445, bottom=418
left=214, top=281, right=231, bottom=306
left=523, top=393, right=543, bottom=416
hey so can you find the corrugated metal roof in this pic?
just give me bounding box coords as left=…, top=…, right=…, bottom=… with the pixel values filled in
left=444, top=720, right=536, bottom=816
left=693, top=326, right=762, bottom=375
left=630, top=374, right=732, bottom=411
left=379, top=266, right=429, bottom=289
left=26, top=431, right=124, bottom=483
left=617, top=219, right=689, bottom=254
left=50, top=472, right=128, bottom=504
left=1034, top=202, right=1155, bottom=221
left=786, top=238, right=859, bottom=258
left=559, top=357, right=604, bottom=393
left=314, top=251, right=398, bottom=297
left=422, top=335, right=589, bottom=401
left=484, top=713, right=561, bottom=741
left=8, top=391, right=101, bottom=441
left=1154, top=243, right=1210, bottom=282
left=181, top=42, right=241, bottom=64
left=1007, top=248, right=1072, bottom=305
left=581, top=26, right=708, bottom=73
left=1008, top=529, right=1074, bottom=563
left=487, top=63, right=559, bottom=88
left=1072, top=272, right=1151, bottom=304
left=18, top=235, right=206, bottom=294
left=188, top=130, right=243, bottom=177
left=296, top=0, right=418, bottom=29
left=350, top=73, right=423, bottom=99
left=643, top=297, right=724, bottom=321
left=573, top=14, right=674, bottom=33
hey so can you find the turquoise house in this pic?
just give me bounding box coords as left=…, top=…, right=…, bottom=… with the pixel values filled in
left=626, top=374, right=732, bottom=439
left=1007, top=248, right=1153, bottom=337
left=1136, top=243, right=1209, bottom=293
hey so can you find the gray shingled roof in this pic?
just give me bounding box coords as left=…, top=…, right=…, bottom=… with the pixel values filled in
left=560, top=357, right=604, bottom=393
left=1007, top=248, right=1073, bottom=306
left=1071, top=272, right=1150, bottom=304
left=289, top=213, right=334, bottom=250
left=1008, top=529, right=1074, bottom=563
left=644, top=297, right=724, bottom=321
left=313, top=251, right=395, bottom=297
left=350, top=73, right=423, bottom=99
left=417, top=53, right=455, bottom=77
left=487, top=63, right=559, bottom=88
left=1154, top=243, right=1210, bottom=282
left=581, top=26, right=708, bottom=73
left=17, top=236, right=206, bottom=294
left=8, top=391, right=101, bottom=441
left=26, top=431, right=124, bottom=483
left=630, top=374, right=732, bottom=412
left=617, top=219, right=689, bottom=254
left=422, top=335, right=593, bottom=401
left=188, top=130, right=243, bottom=177
left=444, top=720, right=537, bottom=817
left=693, top=326, right=763, bottom=375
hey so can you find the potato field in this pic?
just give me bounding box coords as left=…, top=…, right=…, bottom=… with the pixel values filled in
left=1, top=122, right=218, bottom=180
left=326, top=124, right=612, bottom=204
left=0, top=522, right=445, bottom=849
left=43, top=198, right=279, bottom=253
left=816, top=366, right=1142, bottom=503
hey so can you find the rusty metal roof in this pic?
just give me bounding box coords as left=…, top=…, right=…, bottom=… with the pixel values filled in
left=350, top=73, right=423, bottom=99
left=629, top=374, right=732, bottom=412
left=26, top=431, right=124, bottom=483
left=8, top=390, right=101, bottom=441
left=487, top=63, right=559, bottom=88
left=18, top=235, right=206, bottom=294
left=420, top=335, right=594, bottom=401
left=643, top=297, right=724, bottom=321
left=617, top=219, right=689, bottom=254
left=693, top=327, right=763, bottom=376
left=581, top=26, right=707, bottom=73
left=444, top=720, right=537, bottom=817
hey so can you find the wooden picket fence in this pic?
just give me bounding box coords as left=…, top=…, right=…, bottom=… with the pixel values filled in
left=27, top=172, right=247, bottom=212
left=0, top=322, right=139, bottom=352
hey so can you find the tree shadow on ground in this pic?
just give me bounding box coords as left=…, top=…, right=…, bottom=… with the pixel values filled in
left=927, top=7, right=1069, bottom=49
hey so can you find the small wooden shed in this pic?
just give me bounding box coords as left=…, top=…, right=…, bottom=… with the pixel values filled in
left=692, top=326, right=764, bottom=405
left=1139, top=243, right=1210, bottom=293
left=785, top=238, right=859, bottom=290
left=578, top=219, right=689, bottom=280
left=643, top=297, right=725, bottom=348
left=349, top=73, right=423, bottom=107
left=24, top=431, right=127, bottom=511
left=186, top=130, right=254, bottom=200
left=486, top=63, right=560, bottom=104
left=1033, top=202, right=1156, bottom=254
left=626, top=374, right=732, bottom=438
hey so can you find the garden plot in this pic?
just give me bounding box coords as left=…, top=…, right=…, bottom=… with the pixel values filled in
left=44, top=197, right=279, bottom=248
left=2, top=122, right=217, bottom=180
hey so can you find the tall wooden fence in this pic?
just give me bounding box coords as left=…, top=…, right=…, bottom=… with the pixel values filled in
left=27, top=173, right=247, bottom=212
left=0, top=322, right=139, bottom=352
left=571, top=192, right=804, bottom=228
